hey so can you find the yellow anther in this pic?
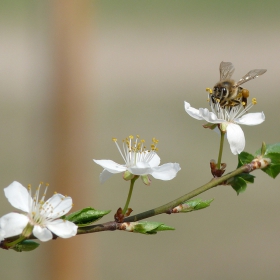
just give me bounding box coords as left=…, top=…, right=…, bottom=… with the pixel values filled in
left=112, top=138, right=117, bottom=142
left=46, top=183, right=49, bottom=187
left=28, top=184, right=31, bottom=190
left=206, top=88, right=213, bottom=94
left=141, top=139, right=145, bottom=143
left=152, top=137, right=159, bottom=144
left=242, top=101, right=246, bottom=106
left=252, top=98, right=257, bottom=105
left=136, top=135, right=140, bottom=138
left=40, top=181, right=44, bottom=185
left=129, top=135, right=134, bottom=139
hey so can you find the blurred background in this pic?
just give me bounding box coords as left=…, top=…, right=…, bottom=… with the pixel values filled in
left=0, top=0, right=280, bottom=279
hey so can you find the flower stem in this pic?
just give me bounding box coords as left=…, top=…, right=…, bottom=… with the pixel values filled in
left=122, top=177, right=137, bottom=215
left=4, top=235, right=26, bottom=248
left=217, top=130, right=225, bottom=169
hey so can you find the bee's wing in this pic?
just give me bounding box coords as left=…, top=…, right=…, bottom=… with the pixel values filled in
left=219, top=61, right=235, bottom=81
left=235, top=69, right=267, bottom=87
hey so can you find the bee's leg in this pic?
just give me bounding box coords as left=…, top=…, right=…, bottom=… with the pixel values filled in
left=227, top=99, right=241, bottom=108
left=237, top=87, right=249, bottom=107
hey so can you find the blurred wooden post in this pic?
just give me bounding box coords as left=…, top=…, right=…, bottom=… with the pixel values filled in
left=50, top=0, right=95, bottom=279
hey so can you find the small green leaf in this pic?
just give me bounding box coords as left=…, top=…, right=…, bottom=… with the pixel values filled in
left=255, top=143, right=280, bottom=178
left=193, top=199, right=214, bottom=210
left=12, top=240, right=40, bottom=252
left=230, top=176, right=247, bottom=195
left=239, top=173, right=255, bottom=183
left=175, top=198, right=214, bottom=213
left=64, top=207, right=111, bottom=227
left=237, top=152, right=254, bottom=168
left=261, top=164, right=280, bottom=179
left=255, top=143, right=280, bottom=156
left=229, top=172, right=255, bottom=194
left=133, top=222, right=175, bottom=235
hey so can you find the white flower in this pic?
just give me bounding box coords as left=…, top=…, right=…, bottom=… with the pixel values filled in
left=1, top=181, right=78, bottom=242
left=94, top=135, right=181, bottom=184
left=0, top=224, right=5, bottom=241
left=184, top=97, right=265, bottom=155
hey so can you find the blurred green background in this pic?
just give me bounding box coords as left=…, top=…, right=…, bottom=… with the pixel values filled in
left=0, top=0, right=280, bottom=279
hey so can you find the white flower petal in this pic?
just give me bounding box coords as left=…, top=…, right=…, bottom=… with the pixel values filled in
left=146, top=153, right=160, bottom=167
left=0, top=213, right=29, bottom=238
left=235, top=112, right=265, bottom=126
left=4, top=181, right=31, bottom=212
left=199, top=108, right=223, bottom=123
left=128, top=165, right=153, bottom=175
left=227, top=123, right=245, bottom=155
left=99, top=169, right=114, bottom=184
left=184, top=102, right=204, bottom=120
left=93, top=159, right=126, bottom=173
left=33, top=225, right=53, bottom=242
left=0, top=229, right=5, bottom=241
left=150, top=163, right=181, bottom=180
left=47, top=219, right=77, bottom=238
left=43, top=195, right=73, bottom=218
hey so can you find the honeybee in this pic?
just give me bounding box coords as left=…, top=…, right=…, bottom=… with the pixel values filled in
left=211, top=61, right=266, bottom=108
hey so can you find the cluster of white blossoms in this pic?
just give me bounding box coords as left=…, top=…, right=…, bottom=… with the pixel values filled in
left=94, top=135, right=181, bottom=184
left=184, top=93, right=265, bottom=154
left=0, top=91, right=265, bottom=244
left=0, top=181, right=77, bottom=242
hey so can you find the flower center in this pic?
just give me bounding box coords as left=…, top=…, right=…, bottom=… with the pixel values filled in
left=113, top=135, right=159, bottom=167
left=27, top=183, right=67, bottom=226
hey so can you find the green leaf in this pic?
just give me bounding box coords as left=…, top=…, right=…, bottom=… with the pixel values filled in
left=12, top=240, right=40, bottom=252
left=229, top=171, right=255, bottom=195
left=261, top=163, right=280, bottom=179
left=255, top=143, right=280, bottom=178
left=236, top=172, right=255, bottom=184
left=255, top=143, right=280, bottom=156
left=237, top=152, right=254, bottom=168
left=64, top=207, right=111, bottom=227
left=133, top=222, right=175, bottom=235
left=230, top=176, right=248, bottom=195
left=175, top=198, right=214, bottom=213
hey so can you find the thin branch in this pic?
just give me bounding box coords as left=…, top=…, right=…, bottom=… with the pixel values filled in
left=77, top=164, right=252, bottom=235
left=1, top=162, right=259, bottom=245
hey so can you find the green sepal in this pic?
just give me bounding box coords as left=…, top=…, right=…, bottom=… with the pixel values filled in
left=64, top=207, right=111, bottom=227
left=123, top=170, right=134, bottom=181
left=203, top=123, right=217, bottom=130
left=255, top=143, right=280, bottom=179
left=141, top=175, right=151, bottom=186
left=133, top=221, right=175, bottom=235
left=178, top=198, right=214, bottom=212
left=12, top=240, right=40, bottom=252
